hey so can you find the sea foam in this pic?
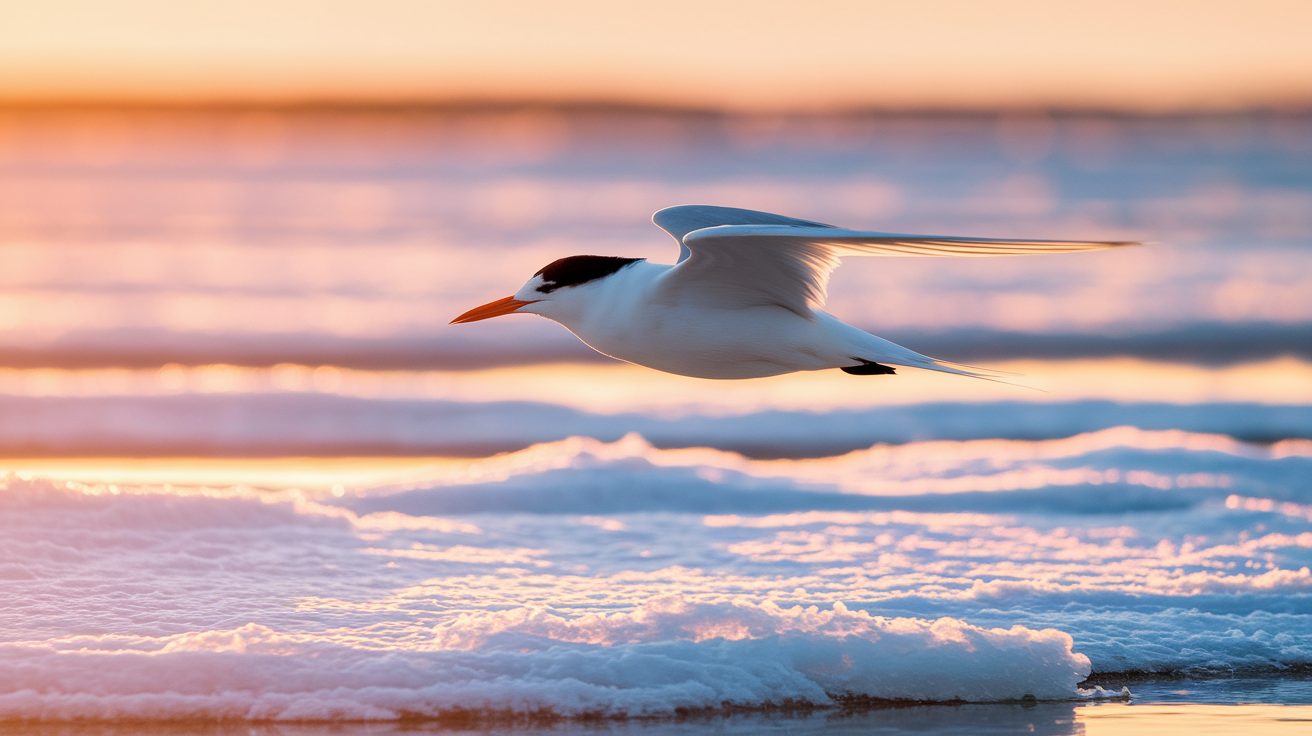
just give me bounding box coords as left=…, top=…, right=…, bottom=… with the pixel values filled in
left=1, top=429, right=1307, bottom=720
left=0, top=599, right=1103, bottom=721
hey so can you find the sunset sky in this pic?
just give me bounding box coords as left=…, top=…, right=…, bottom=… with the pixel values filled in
left=3, top=0, right=1311, bottom=110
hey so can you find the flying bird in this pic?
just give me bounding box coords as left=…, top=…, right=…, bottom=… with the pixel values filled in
left=451, top=205, right=1136, bottom=380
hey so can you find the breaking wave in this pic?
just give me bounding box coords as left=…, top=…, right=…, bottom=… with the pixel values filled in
left=1, top=428, right=1308, bottom=721
left=0, top=599, right=1109, bottom=721
left=346, top=427, right=1312, bottom=515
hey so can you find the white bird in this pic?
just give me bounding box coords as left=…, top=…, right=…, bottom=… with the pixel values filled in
left=451, top=205, right=1136, bottom=381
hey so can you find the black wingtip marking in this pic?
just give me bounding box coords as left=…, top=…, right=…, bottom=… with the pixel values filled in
left=534, top=255, right=643, bottom=294
left=841, top=359, right=897, bottom=376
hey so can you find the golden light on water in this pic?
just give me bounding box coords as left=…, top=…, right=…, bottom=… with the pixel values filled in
left=6, top=422, right=1308, bottom=499
left=1078, top=704, right=1312, bottom=735
left=1, top=358, right=1307, bottom=413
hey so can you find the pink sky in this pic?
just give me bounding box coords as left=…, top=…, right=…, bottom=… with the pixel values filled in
left=3, top=0, right=1310, bottom=110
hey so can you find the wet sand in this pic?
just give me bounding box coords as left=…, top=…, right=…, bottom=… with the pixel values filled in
left=3, top=701, right=1312, bottom=735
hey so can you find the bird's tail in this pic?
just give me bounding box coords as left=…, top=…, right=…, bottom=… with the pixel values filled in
left=848, top=330, right=1034, bottom=388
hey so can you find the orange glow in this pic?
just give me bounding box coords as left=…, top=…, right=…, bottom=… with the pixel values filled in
left=398, top=357, right=1312, bottom=413
left=2, top=1, right=1310, bottom=111
left=5, top=357, right=1302, bottom=413
left=7, top=423, right=1305, bottom=507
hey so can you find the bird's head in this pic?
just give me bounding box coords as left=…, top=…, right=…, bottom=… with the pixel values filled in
left=450, top=255, right=643, bottom=325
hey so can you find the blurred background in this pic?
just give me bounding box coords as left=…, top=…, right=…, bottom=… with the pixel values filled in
left=4, top=3, right=1312, bottom=723
left=1, top=0, right=1310, bottom=485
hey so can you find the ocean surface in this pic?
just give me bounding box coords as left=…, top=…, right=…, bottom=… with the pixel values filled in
left=1, top=107, right=1310, bottom=730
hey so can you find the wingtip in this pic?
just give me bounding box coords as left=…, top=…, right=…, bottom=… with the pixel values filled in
left=650, top=204, right=697, bottom=234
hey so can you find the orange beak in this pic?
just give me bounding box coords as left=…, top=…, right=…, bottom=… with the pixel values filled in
left=450, top=295, right=538, bottom=324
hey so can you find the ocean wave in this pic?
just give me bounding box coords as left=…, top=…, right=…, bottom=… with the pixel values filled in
left=3, top=394, right=1311, bottom=458
left=346, top=428, right=1312, bottom=516
left=4, top=104, right=1311, bottom=721
left=0, top=425, right=1307, bottom=718
left=0, top=599, right=1111, bottom=721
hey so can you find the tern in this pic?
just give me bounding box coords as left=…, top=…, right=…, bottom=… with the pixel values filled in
left=451, top=205, right=1135, bottom=380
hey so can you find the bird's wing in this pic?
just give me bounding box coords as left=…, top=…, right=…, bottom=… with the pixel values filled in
left=652, top=205, right=837, bottom=263
left=658, top=222, right=1138, bottom=317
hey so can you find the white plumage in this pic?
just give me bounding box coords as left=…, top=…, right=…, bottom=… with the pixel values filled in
left=452, top=205, right=1136, bottom=381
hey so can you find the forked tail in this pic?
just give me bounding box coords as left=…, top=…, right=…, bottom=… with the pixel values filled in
left=845, top=330, right=1033, bottom=388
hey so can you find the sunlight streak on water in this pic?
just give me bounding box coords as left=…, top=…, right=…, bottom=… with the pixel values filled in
left=1, top=358, right=1310, bottom=411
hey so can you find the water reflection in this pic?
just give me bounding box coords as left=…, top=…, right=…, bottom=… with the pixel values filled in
left=6, top=703, right=1312, bottom=735
left=0, top=702, right=1085, bottom=736
left=1, top=358, right=1310, bottom=411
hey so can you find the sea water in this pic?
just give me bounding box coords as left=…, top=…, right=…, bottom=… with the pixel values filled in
left=0, top=107, right=1309, bottom=730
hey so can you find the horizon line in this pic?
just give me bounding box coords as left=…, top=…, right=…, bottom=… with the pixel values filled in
left=3, top=95, right=1312, bottom=119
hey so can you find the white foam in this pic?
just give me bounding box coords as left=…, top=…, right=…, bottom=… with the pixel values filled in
left=1, top=428, right=1308, bottom=720
left=0, top=599, right=1096, bottom=721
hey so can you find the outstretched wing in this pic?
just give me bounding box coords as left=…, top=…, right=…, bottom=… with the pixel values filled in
left=655, top=212, right=1138, bottom=317
left=652, top=204, right=836, bottom=263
